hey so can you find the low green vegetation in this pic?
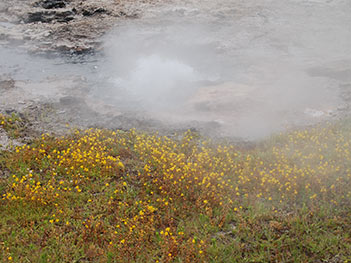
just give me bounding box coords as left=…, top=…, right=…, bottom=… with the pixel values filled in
left=0, top=115, right=350, bottom=262
left=0, top=113, right=25, bottom=139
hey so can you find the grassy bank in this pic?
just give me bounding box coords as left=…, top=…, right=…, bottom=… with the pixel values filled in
left=0, top=116, right=351, bottom=262
left=0, top=113, right=25, bottom=139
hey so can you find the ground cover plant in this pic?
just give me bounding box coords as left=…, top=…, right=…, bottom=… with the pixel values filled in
left=0, top=117, right=351, bottom=262
left=0, top=113, right=24, bottom=139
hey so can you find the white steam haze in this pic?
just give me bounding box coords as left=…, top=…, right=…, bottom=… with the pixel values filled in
left=114, top=54, right=200, bottom=109
left=96, top=0, right=351, bottom=139
left=3, top=0, right=347, bottom=139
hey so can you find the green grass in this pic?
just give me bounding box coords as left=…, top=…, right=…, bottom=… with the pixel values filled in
left=0, top=118, right=350, bottom=262
left=0, top=113, right=25, bottom=139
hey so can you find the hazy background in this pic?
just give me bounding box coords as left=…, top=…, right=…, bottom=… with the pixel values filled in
left=95, top=0, right=350, bottom=138
left=1, top=0, right=350, bottom=139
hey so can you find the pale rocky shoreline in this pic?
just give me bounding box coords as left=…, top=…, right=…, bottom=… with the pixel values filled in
left=1, top=0, right=351, bottom=147
left=0, top=0, right=165, bottom=53
left=0, top=0, right=178, bottom=150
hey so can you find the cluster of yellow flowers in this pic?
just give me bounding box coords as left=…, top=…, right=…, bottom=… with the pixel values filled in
left=259, top=125, right=351, bottom=205
left=2, top=121, right=351, bottom=261
left=132, top=125, right=351, bottom=209
left=2, top=174, right=60, bottom=205
left=0, top=113, right=10, bottom=127
left=0, top=113, right=21, bottom=136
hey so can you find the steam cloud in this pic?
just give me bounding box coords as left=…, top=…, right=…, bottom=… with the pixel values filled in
left=98, top=0, right=350, bottom=139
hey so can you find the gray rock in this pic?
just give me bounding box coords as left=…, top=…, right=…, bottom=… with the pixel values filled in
left=35, top=0, right=67, bottom=9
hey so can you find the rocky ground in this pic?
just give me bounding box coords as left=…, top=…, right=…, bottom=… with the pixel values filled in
left=0, top=0, right=350, bottom=148
left=0, top=0, right=164, bottom=53
left=0, top=0, right=176, bottom=149
left=0, top=0, right=225, bottom=147
left=0, top=74, right=218, bottom=150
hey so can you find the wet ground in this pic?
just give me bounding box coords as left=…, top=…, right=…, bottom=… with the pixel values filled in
left=1, top=0, right=351, bottom=144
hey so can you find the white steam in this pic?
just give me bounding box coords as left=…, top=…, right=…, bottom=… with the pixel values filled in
left=114, top=54, right=200, bottom=109
left=98, top=0, right=351, bottom=139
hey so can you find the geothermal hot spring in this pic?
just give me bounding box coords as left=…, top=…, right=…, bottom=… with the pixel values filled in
left=1, top=0, right=351, bottom=139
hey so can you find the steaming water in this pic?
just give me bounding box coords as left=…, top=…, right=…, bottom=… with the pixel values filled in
left=1, top=0, right=351, bottom=139
left=98, top=0, right=351, bottom=138
left=0, top=47, right=95, bottom=82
